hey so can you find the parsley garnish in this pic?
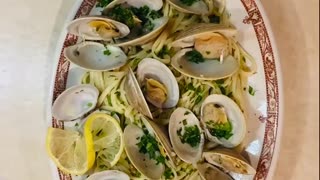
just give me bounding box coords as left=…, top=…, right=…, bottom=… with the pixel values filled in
left=106, top=5, right=135, bottom=28
left=180, top=0, right=199, bottom=6
left=184, top=111, right=190, bottom=116
left=177, top=125, right=201, bottom=147
left=206, top=121, right=233, bottom=139
left=103, top=48, right=111, bottom=56
left=164, top=168, right=173, bottom=179
left=248, top=86, right=256, bottom=96
left=136, top=131, right=165, bottom=165
left=157, top=45, right=170, bottom=58
left=87, top=102, right=93, bottom=107
left=96, top=0, right=113, bottom=8
left=143, top=20, right=155, bottom=33
left=185, top=50, right=205, bottom=64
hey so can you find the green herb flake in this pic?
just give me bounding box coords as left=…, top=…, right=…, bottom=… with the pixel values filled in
left=248, top=86, right=256, bottom=96
left=136, top=131, right=165, bottom=165
left=184, top=111, right=190, bottom=116
left=110, top=111, right=116, bottom=117
left=185, top=50, right=205, bottom=64
left=157, top=45, right=170, bottom=58
left=206, top=121, right=233, bottom=140
left=180, top=0, right=199, bottom=6
left=164, top=168, right=173, bottom=179
left=74, top=123, right=79, bottom=127
left=177, top=125, right=201, bottom=147
left=107, top=95, right=112, bottom=106
left=103, top=48, right=111, bottom=56
left=96, top=0, right=113, bottom=8
left=87, top=102, right=93, bottom=107
left=96, top=129, right=103, bottom=136
left=195, top=95, right=203, bottom=104
left=205, top=51, right=211, bottom=55
left=105, top=5, right=135, bottom=28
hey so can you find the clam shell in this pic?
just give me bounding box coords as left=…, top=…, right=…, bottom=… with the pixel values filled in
left=52, top=84, right=99, bottom=121
left=168, top=107, right=204, bottom=164
left=64, top=42, right=128, bottom=71
left=203, top=148, right=256, bottom=175
left=67, top=16, right=130, bottom=40
left=167, top=0, right=209, bottom=15
left=123, top=124, right=165, bottom=179
left=197, top=163, right=233, bottom=180
left=137, top=58, right=179, bottom=108
left=201, top=94, right=246, bottom=148
left=171, top=48, right=239, bottom=80
left=123, top=68, right=153, bottom=119
left=86, top=170, right=130, bottom=180
left=172, top=23, right=237, bottom=48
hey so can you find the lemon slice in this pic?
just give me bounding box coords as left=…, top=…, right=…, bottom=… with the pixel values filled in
left=46, top=127, right=95, bottom=175
left=84, top=113, right=124, bottom=169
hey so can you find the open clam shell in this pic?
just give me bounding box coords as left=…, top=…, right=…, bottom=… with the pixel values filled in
left=197, top=163, right=233, bottom=180
left=64, top=42, right=128, bottom=71
left=102, top=0, right=169, bottom=46
left=123, top=124, right=165, bottom=179
left=86, top=170, right=130, bottom=180
left=169, top=107, right=204, bottom=164
left=172, top=48, right=239, bottom=80
left=67, top=16, right=130, bottom=41
left=201, top=94, right=246, bottom=148
left=137, top=58, right=179, bottom=108
left=52, top=84, right=99, bottom=121
left=167, top=0, right=209, bottom=15
left=172, top=23, right=237, bottom=48
left=124, top=68, right=153, bottom=119
left=203, top=148, right=256, bottom=175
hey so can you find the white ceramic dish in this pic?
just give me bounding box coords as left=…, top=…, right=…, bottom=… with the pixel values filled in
left=47, top=0, right=283, bottom=179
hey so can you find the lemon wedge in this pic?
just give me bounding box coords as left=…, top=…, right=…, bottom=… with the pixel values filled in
left=46, top=127, right=95, bottom=175
left=84, top=113, right=124, bottom=169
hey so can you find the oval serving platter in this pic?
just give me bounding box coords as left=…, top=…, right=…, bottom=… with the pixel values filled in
left=47, top=0, right=283, bottom=180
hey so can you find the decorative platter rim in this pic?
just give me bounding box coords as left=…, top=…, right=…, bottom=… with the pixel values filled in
left=46, top=0, right=283, bottom=179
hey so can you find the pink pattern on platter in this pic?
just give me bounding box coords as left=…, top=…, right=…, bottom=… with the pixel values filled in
left=51, top=0, right=280, bottom=179
left=241, top=0, right=279, bottom=179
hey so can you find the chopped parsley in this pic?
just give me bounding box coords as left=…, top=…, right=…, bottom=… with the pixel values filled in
left=248, top=86, right=256, bottom=96
left=157, top=45, right=170, bottom=58
left=143, top=20, right=155, bottom=33
left=164, top=168, right=173, bottom=179
left=177, top=125, right=201, bottom=147
left=87, top=102, right=93, bottom=107
left=180, top=0, right=199, bottom=6
left=136, top=131, right=165, bottom=165
left=106, top=5, right=135, bottom=28
left=96, top=0, right=113, bottom=8
left=103, top=48, right=111, bottom=56
left=206, top=121, right=233, bottom=139
left=185, top=50, right=205, bottom=64
left=74, top=122, right=79, bottom=127
left=107, top=95, right=112, bottom=106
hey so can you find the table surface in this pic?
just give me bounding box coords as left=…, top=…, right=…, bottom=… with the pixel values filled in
left=0, top=0, right=318, bottom=179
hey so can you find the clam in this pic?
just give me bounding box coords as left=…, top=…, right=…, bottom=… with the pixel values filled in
left=123, top=124, right=165, bottom=179
left=167, top=0, right=209, bottom=15
left=67, top=16, right=130, bottom=41
left=64, top=41, right=128, bottom=71
left=86, top=170, right=130, bottom=180
left=171, top=23, right=239, bottom=80
left=201, top=94, right=246, bottom=148
left=137, top=58, right=179, bottom=108
left=197, top=163, right=233, bottom=180
left=102, top=0, right=169, bottom=46
left=52, top=84, right=99, bottom=121
left=124, top=68, right=153, bottom=119
left=203, top=148, right=256, bottom=175
left=168, top=107, right=204, bottom=164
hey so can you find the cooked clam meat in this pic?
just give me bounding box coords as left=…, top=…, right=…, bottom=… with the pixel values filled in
left=194, top=33, right=229, bottom=59
left=203, top=103, right=233, bottom=140
left=88, top=20, right=121, bottom=39
left=145, top=78, right=168, bottom=107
